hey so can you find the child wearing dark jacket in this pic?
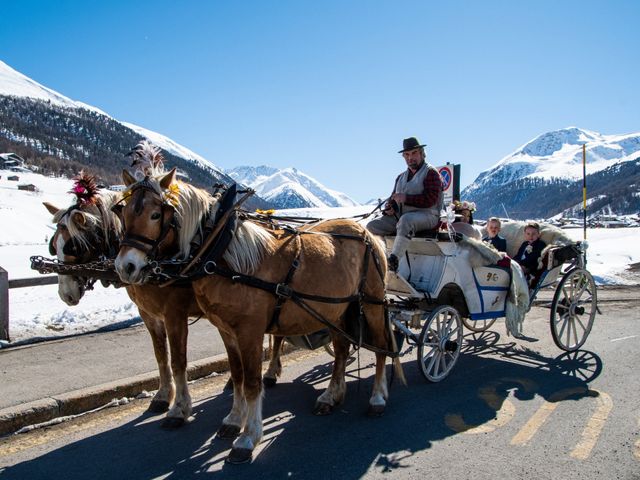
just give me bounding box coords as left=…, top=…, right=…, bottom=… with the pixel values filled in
left=515, top=221, right=547, bottom=285
left=482, top=217, right=507, bottom=252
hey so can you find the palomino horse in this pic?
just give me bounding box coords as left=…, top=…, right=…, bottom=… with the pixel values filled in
left=114, top=168, right=402, bottom=463
left=44, top=171, right=288, bottom=428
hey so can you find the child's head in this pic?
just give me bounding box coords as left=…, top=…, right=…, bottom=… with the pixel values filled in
left=523, top=221, right=541, bottom=243
left=486, top=217, right=501, bottom=237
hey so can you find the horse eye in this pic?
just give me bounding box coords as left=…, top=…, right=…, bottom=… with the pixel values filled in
left=151, top=212, right=162, bottom=220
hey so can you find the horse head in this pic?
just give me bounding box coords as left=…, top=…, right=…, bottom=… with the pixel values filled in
left=43, top=175, right=122, bottom=305
left=115, top=168, right=184, bottom=284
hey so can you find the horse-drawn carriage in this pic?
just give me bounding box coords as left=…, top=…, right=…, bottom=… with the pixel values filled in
left=31, top=143, right=598, bottom=463
left=381, top=230, right=597, bottom=382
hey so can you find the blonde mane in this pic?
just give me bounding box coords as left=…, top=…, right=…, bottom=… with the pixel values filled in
left=54, top=190, right=123, bottom=252
left=132, top=176, right=274, bottom=273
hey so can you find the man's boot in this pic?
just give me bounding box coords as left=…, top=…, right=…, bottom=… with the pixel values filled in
left=388, top=235, right=411, bottom=273
left=387, top=253, right=399, bottom=272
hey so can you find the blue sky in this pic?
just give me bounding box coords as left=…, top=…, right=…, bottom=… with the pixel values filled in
left=1, top=0, right=638, bottom=202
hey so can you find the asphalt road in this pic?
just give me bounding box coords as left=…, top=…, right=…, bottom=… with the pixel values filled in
left=1, top=289, right=639, bottom=480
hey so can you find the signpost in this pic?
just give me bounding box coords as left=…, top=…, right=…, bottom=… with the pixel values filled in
left=437, top=163, right=460, bottom=205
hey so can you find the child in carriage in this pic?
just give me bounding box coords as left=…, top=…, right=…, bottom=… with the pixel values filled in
left=483, top=217, right=507, bottom=252
left=515, top=221, right=547, bottom=287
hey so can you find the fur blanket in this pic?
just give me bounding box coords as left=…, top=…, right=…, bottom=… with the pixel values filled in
left=458, top=236, right=530, bottom=336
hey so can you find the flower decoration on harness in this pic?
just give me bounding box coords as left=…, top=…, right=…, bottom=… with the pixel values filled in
left=451, top=199, right=477, bottom=212
left=69, top=172, right=100, bottom=205
left=163, top=183, right=180, bottom=208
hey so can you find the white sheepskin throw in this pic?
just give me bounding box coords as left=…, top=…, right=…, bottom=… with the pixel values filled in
left=482, top=221, right=573, bottom=258
left=458, top=235, right=530, bottom=337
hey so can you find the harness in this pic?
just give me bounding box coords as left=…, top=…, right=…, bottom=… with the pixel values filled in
left=119, top=177, right=180, bottom=260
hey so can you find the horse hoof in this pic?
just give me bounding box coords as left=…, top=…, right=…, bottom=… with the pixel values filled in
left=263, top=376, right=277, bottom=388
left=313, top=402, right=333, bottom=416
left=226, top=447, right=253, bottom=464
left=161, top=416, right=185, bottom=429
left=367, top=405, right=385, bottom=417
left=223, top=378, right=234, bottom=391
left=147, top=400, right=169, bottom=413
left=217, top=424, right=241, bottom=439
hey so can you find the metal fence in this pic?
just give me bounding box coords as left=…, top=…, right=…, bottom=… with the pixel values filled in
left=0, top=266, right=57, bottom=341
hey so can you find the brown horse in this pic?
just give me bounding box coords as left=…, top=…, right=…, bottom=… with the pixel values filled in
left=43, top=173, right=287, bottom=429
left=114, top=167, right=402, bottom=463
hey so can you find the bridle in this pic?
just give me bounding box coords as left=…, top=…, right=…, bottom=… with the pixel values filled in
left=118, top=178, right=179, bottom=261
left=49, top=204, right=105, bottom=261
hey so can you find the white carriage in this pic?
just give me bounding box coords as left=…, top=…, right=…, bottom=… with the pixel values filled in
left=384, top=233, right=597, bottom=383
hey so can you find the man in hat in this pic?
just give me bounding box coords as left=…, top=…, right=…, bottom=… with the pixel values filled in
left=367, top=137, right=444, bottom=272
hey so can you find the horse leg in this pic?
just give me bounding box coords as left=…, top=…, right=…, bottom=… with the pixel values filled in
left=162, top=308, right=191, bottom=428
left=139, top=310, right=174, bottom=413
left=363, top=302, right=400, bottom=417
left=217, top=330, right=246, bottom=440
left=367, top=352, right=388, bottom=417
left=263, top=335, right=284, bottom=388
left=313, top=332, right=349, bottom=416
left=227, top=335, right=264, bottom=464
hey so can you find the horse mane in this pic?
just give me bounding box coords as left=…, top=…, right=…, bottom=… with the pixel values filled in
left=56, top=189, right=123, bottom=253
left=135, top=175, right=274, bottom=273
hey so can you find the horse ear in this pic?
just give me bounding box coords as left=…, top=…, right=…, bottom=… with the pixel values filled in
left=43, top=202, right=60, bottom=216
left=71, top=211, right=86, bottom=227
left=122, top=169, right=136, bottom=186
left=159, top=167, right=177, bottom=190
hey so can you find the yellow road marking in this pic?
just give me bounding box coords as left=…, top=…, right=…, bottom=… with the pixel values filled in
left=445, top=377, right=536, bottom=435
left=570, top=390, right=613, bottom=460
left=0, top=403, right=147, bottom=457
left=511, top=387, right=587, bottom=446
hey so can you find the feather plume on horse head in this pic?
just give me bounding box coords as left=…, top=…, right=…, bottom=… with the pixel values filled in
left=127, top=140, right=165, bottom=178
left=69, top=171, right=101, bottom=205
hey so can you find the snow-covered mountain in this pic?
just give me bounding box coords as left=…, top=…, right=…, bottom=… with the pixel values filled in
left=465, top=127, right=640, bottom=196
left=226, top=165, right=359, bottom=209
left=0, top=60, right=228, bottom=180
left=463, top=127, right=640, bottom=219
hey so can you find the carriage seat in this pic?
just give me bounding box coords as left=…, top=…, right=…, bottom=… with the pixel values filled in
left=413, top=221, right=463, bottom=242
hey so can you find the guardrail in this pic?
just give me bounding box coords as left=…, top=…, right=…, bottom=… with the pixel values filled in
left=0, top=266, right=58, bottom=342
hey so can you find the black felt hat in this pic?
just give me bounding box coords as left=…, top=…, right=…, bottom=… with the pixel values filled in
left=398, top=137, right=427, bottom=153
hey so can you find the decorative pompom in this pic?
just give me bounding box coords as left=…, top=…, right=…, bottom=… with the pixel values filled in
left=69, top=172, right=100, bottom=205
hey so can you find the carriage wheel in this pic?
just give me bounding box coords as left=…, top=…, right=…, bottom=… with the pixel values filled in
left=417, top=305, right=463, bottom=382
left=462, top=316, right=497, bottom=332
left=550, top=268, right=597, bottom=352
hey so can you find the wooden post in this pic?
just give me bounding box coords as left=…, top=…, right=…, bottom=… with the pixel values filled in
left=0, top=266, right=8, bottom=342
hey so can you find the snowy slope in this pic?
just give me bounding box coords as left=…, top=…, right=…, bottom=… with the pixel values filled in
left=0, top=60, right=107, bottom=115
left=226, top=165, right=359, bottom=208
left=465, top=127, right=640, bottom=195
left=0, top=60, right=220, bottom=174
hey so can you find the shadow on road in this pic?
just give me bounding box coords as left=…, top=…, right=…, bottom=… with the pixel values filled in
left=1, top=331, right=603, bottom=479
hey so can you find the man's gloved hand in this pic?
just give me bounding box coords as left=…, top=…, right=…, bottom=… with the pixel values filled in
left=383, top=200, right=398, bottom=216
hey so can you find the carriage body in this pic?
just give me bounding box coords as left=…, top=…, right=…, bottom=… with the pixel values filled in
left=384, top=236, right=511, bottom=320
left=381, top=235, right=597, bottom=382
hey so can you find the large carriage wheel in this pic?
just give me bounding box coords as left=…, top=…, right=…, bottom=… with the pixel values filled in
left=462, top=316, right=497, bottom=332
left=417, top=305, right=463, bottom=382
left=550, top=268, right=597, bottom=352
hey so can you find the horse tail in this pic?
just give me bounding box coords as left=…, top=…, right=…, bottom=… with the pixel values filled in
left=362, top=228, right=406, bottom=384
